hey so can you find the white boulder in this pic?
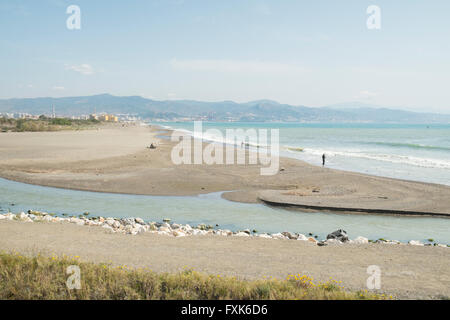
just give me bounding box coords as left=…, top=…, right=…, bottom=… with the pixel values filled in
left=408, top=240, right=424, bottom=246
left=159, top=226, right=171, bottom=233
left=5, top=213, right=15, bottom=220
left=215, top=230, right=229, bottom=237
left=112, top=220, right=121, bottom=229
left=157, top=230, right=170, bottom=236
left=135, top=217, right=145, bottom=225
left=353, top=236, right=369, bottom=244
left=173, top=230, right=186, bottom=237
left=271, top=233, right=287, bottom=240
left=307, top=237, right=318, bottom=244
left=192, top=229, right=207, bottom=236
left=325, top=238, right=342, bottom=245
left=102, top=225, right=115, bottom=233
left=297, top=234, right=308, bottom=241
left=17, top=212, right=28, bottom=220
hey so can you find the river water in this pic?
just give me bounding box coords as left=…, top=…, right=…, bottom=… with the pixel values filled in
left=1, top=178, right=449, bottom=244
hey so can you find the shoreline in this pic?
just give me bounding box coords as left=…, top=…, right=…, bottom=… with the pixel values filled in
left=153, top=122, right=450, bottom=188
left=0, top=123, right=449, bottom=216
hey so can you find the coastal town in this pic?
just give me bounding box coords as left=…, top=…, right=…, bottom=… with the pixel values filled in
left=0, top=110, right=139, bottom=122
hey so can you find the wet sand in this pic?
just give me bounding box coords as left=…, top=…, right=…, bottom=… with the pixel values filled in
left=1, top=220, right=449, bottom=300
left=0, top=123, right=449, bottom=215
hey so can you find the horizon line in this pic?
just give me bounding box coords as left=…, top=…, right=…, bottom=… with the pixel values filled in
left=1, top=93, right=449, bottom=115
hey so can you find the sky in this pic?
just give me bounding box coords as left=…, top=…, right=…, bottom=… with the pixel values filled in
left=0, top=0, right=449, bottom=113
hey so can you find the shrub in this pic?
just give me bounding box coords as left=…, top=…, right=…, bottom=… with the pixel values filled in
left=50, top=118, right=72, bottom=126
left=0, top=252, right=392, bottom=300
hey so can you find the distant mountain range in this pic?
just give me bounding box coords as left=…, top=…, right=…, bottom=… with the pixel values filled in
left=0, top=94, right=449, bottom=123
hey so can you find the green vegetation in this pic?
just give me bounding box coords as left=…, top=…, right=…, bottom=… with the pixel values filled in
left=0, top=252, right=391, bottom=300
left=0, top=116, right=100, bottom=132
left=49, top=118, right=73, bottom=126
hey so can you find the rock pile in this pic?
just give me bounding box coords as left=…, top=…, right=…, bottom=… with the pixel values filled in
left=0, top=211, right=448, bottom=248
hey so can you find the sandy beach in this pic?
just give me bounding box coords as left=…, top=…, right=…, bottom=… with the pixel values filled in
left=0, top=123, right=449, bottom=215
left=1, top=219, right=449, bottom=299
left=1, top=124, right=450, bottom=300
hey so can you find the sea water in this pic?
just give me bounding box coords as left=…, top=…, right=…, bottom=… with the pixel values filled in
left=157, top=122, right=450, bottom=186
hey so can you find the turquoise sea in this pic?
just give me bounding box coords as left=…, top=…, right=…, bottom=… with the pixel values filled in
left=157, top=122, right=450, bottom=186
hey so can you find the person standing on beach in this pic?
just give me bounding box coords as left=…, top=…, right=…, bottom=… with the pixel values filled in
left=322, top=153, right=326, bottom=167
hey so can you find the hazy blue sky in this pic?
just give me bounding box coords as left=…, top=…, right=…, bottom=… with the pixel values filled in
left=1, top=0, right=449, bottom=113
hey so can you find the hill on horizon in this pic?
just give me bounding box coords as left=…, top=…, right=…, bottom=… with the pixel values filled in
left=0, top=94, right=449, bottom=123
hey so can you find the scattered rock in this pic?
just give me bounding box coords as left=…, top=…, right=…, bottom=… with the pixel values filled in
left=325, top=238, right=341, bottom=245
left=112, top=220, right=121, bottom=229
left=271, top=233, right=287, bottom=240
left=121, top=218, right=135, bottom=226
left=215, top=230, right=229, bottom=237
left=159, top=226, right=171, bottom=233
left=172, top=230, right=186, bottom=237
left=353, top=236, right=369, bottom=244
left=297, top=234, right=308, bottom=241
left=282, top=231, right=297, bottom=240
left=157, top=230, right=170, bottom=236
left=102, top=225, right=115, bottom=233
left=2, top=212, right=447, bottom=248
left=408, top=240, right=424, bottom=246
left=235, top=232, right=250, bottom=237
left=135, top=217, right=145, bottom=225
left=326, top=229, right=349, bottom=242
left=258, top=233, right=272, bottom=239
left=17, top=212, right=28, bottom=221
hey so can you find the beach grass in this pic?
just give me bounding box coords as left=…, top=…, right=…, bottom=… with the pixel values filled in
left=0, top=252, right=390, bottom=300
left=0, top=117, right=100, bottom=132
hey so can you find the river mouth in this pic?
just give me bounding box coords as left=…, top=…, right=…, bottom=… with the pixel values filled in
left=1, top=177, right=449, bottom=244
